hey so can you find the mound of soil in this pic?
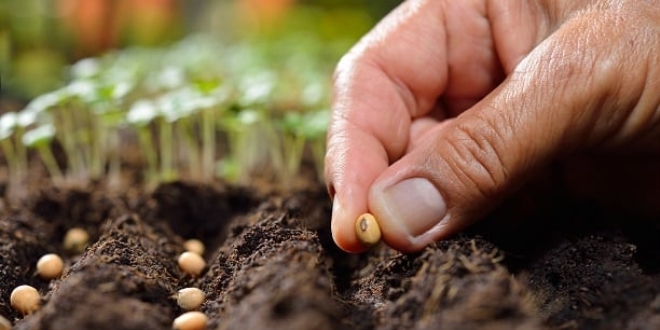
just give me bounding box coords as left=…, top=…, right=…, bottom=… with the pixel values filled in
left=1, top=178, right=660, bottom=330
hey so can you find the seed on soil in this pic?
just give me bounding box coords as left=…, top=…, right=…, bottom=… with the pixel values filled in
left=177, top=252, right=206, bottom=277
left=183, top=239, right=205, bottom=255
left=355, top=213, right=381, bottom=247
left=36, top=253, right=64, bottom=279
left=63, top=227, right=90, bottom=253
left=0, top=315, right=11, bottom=330
left=10, top=285, right=40, bottom=315
left=172, top=311, right=208, bottom=330
left=177, top=287, right=205, bottom=310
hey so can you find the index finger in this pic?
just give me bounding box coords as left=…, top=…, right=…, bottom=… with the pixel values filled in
left=326, top=0, right=451, bottom=252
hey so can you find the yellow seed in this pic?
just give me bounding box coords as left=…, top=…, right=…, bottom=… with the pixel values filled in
left=36, top=253, right=64, bottom=280
left=178, top=252, right=206, bottom=277
left=172, top=311, right=208, bottom=330
left=183, top=239, right=205, bottom=256
left=63, top=228, right=89, bottom=253
left=177, top=288, right=205, bottom=311
left=0, top=314, right=11, bottom=330
left=10, top=285, right=40, bottom=316
left=355, top=213, right=381, bottom=247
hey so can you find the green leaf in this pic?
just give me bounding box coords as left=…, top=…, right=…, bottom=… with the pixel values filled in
left=126, top=100, right=158, bottom=127
left=0, top=112, right=17, bottom=140
left=22, top=123, right=55, bottom=147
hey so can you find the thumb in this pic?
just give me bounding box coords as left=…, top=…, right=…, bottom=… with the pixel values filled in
left=368, top=17, right=649, bottom=252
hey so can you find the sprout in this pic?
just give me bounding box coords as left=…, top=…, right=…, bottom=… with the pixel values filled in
left=95, top=81, right=133, bottom=103
left=157, top=66, right=186, bottom=90
left=127, top=100, right=159, bottom=184
left=65, top=79, right=97, bottom=104
left=272, top=112, right=308, bottom=185
left=10, top=285, right=40, bottom=316
left=7, top=32, right=337, bottom=191
left=22, top=89, right=67, bottom=115
left=127, top=100, right=158, bottom=126
left=267, top=109, right=330, bottom=185
left=87, top=81, right=135, bottom=188
left=22, top=123, right=63, bottom=182
left=302, top=110, right=330, bottom=182
left=16, top=110, right=38, bottom=128
left=0, top=112, right=17, bottom=138
left=238, top=71, right=276, bottom=106
left=0, top=112, right=23, bottom=199
left=219, top=108, right=272, bottom=183
left=301, top=81, right=325, bottom=107
left=71, top=58, right=101, bottom=79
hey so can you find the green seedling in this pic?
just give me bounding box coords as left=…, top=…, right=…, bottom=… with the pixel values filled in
left=5, top=31, right=344, bottom=192
left=89, top=81, right=134, bottom=188
left=126, top=100, right=159, bottom=185
left=273, top=112, right=307, bottom=185
left=218, top=108, right=271, bottom=183
left=191, top=77, right=227, bottom=181
left=156, top=88, right=203, bottom=182
left=0, top=112, right=24, bottom=199
left=272, top=109, right=329, bottom=185
left=301, top=110, right=330, bottom=182
left=22, top=123, right=63, bottom=183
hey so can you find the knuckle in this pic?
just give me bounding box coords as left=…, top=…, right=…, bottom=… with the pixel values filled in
left=441, top=117, right=511, bottom=199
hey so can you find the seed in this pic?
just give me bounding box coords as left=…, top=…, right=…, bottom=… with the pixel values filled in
left=36, top=253, right=64, bottom=280
left=177, top=288, right=205, bottom=310
left=63, top=227, right=89, bottom=253
left=183, top=239, right=205, bottom=256
left=10, top=285, right=40, bottom=315
left=178, top=252, right=206, bottom=277
left=355, top=213, right=381, bottom=247
left=0, top=315, right=11, bottom=330
left=172, top=311, right=207, bottom=330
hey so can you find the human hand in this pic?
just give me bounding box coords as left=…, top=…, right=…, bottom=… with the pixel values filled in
left=325, top=0, right=660, bottom=253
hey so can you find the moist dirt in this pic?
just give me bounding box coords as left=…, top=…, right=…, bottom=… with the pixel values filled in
left=1, top=176, right=660, bottom=330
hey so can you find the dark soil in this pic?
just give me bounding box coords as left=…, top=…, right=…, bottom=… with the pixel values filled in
left=1, top=176, right=660, bottom=329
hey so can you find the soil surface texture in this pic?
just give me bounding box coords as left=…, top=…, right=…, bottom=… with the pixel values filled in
left=1, top=178, right=660, bottom=330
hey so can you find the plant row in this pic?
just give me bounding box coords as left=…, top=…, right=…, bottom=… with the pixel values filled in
left=0, top=34, right=334, bottom=198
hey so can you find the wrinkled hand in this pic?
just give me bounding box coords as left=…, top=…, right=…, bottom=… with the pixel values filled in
left=325, top=0, right=660, bottom=253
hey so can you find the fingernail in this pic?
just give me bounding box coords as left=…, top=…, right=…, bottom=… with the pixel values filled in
left=330, top=196, right=344, bottom=239
left=372, top=178, right=447, bottom=239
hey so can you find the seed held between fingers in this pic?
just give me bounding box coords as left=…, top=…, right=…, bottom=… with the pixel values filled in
left=172, top=311, right=208, bottom=330
left=355, top=213, right=381, bottom=247
left=10, top=285, right=40, bottom=316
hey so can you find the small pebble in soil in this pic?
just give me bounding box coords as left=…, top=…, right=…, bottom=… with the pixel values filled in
left=63, top=227, right=90, bottom=253
left=183, top=239, right=205, bottom=256
left=172, top=311, right=208, bottom=330
left=0, top=315, right=11, bottom=330
left=36, top=253, right=64, bottom=280
left=10, top=285, right=41, bottom=316
left=355, top=213, right=381, bottom=247
left=177, top=287, right=205, bottom=310
left=177, top=252, right=206, bottom=277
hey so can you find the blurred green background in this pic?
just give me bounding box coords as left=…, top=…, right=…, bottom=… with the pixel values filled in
left=0, top=0, right=401, bottom=102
